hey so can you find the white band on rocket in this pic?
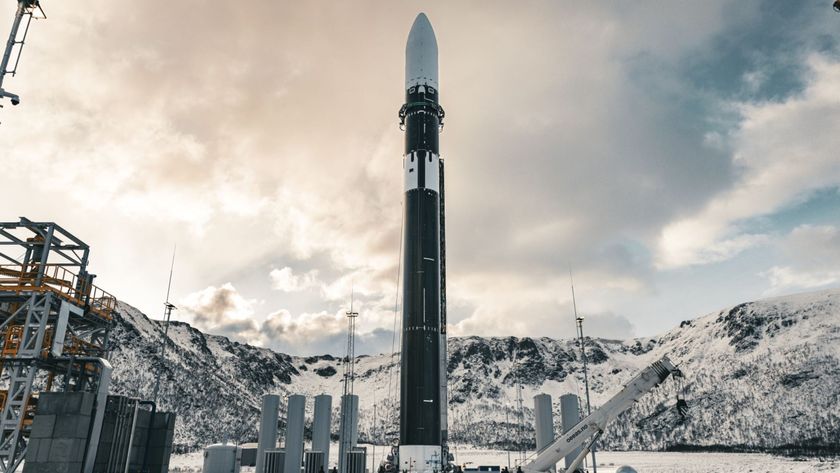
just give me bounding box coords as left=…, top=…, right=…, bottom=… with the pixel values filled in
left=404, top=151, right=440, bottom=192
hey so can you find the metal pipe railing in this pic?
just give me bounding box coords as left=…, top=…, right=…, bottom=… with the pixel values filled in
left=0, top=264, right=115, bottom=320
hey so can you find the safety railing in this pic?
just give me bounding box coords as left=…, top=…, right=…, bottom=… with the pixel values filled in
left=0, top=264, right=115, bottom=321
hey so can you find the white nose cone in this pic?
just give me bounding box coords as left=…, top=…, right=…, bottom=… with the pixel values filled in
left=405, top=13, right=438, bottom=90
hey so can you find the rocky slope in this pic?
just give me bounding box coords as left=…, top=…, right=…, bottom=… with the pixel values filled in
left=107, top=288, right=840, bottom=452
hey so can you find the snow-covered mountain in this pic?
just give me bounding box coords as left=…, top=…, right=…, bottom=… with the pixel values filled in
left=108, top=288, right=840, bottom=452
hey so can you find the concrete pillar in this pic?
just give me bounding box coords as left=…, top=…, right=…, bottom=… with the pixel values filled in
left=560, top=393, right=583, bottom=471
left=533, top=393, right=555, bottom=473
left=285, top=395, right=306, bottom=473
left=256, top=395, right=281, bottom=473
left=312, top=395, right=332, bottom=472
left=337, top=394, right=359, bottom=473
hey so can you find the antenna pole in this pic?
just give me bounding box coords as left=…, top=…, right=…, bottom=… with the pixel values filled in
left=340, top=286, right=359, bottom=473
left=505, top=409, right=511, bottom=470
left=570, top=270, right=596, bottom=473
left=164, top=245, right=176, bottom=304
left=344, top=284, right=358, bottom=397
left=569, top=269, right=579, bottom=322
left=517, top=383, right=525, bottom=464
left=152, top=245, right=177, bottom=404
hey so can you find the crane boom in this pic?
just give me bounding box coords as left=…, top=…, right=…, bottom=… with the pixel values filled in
left=1, top=0, right=45, bottom=107
left=524, top=356, right=680, bottom=472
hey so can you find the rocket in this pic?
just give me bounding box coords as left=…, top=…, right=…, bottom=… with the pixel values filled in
left=399, top=12, right=448, bottom=473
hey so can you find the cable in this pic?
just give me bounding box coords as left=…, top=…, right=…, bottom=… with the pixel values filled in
left=386, top=201, right=404, bottom=423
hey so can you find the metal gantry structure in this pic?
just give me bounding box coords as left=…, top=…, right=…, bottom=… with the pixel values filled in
left=0, top=218, right=116, bottom=472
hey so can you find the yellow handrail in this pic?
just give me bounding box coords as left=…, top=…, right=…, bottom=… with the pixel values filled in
left=0, top=264, right=115, bottom=321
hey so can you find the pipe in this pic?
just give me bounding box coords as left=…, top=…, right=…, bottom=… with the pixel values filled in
left=106, top=397, right=127, bottom=473
left=140, top=400, right=157, bottom=473
left=124, top=399, right=139, bottom=473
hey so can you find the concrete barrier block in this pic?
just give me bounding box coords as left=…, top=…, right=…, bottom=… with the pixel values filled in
left=48, top=438, right=74, bottom=462
left=36, top=438, right=51, bottom=463
left=75, top=416, right=92, bottom=439
left=51, top=416, right=74, bottom=438
left=80, top=393, right=94, bottom=414
left=53, top=415, right=91, bottom=439
left=72, top=438, right=87, bottom=462
left=29, top=415, right=55, bottom=439
left=34, top=394, right=60, bottom=415
left=59, top=393, right=83, bottom=414
left=23, top=438, right=40, bottom=462
left=44, top=461, right=82, bottom=473
left=21, top=461, right=47, bottom=473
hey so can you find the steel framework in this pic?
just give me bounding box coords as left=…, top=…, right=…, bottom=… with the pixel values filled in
left=0, top=218, right=115, bottom=472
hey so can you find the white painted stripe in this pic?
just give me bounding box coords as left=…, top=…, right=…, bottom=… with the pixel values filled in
left=404, top=151, right=440, bottom=192
left=425, top=151, right=439, bottom=192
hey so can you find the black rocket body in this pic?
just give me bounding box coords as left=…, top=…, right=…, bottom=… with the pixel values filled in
left=398, top=12, right=448, bottom=471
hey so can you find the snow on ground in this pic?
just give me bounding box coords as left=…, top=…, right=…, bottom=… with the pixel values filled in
left=450, top=448, right=840, bottom=473
left=168, top=445, right=840, bottom=473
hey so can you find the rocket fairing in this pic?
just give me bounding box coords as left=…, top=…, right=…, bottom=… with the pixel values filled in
left=398, top=12, right=448, bottom=471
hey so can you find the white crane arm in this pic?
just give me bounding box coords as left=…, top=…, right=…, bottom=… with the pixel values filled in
left=523, top=356, right=679, bottom=472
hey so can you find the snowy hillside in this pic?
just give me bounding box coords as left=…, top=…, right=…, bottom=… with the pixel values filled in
left=107, top=288, right=840, bottom=452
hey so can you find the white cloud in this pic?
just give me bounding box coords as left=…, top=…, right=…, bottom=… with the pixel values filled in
left=178, top=282, right=397, bottom=354
left=261, top=309, right=345, bottom=345
left=659, top=229, right=770, bottom=268
left=178, top=283, right=262, bottom=342
left=657, top=55, right=840, bottom=269
left=761, top=266, right=840, bottom=292
left=761, top=224, right=840, bottom=293
left=269, top=267, right=321, bottom=292
left=447, top=270, right=637, bottom=341
left=783, top=224, right=840, bottom=267
left=180, top=283, right=257, bottom=320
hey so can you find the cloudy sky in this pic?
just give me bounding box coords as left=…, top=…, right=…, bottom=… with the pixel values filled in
left=2, top=1, right=839, bottom=355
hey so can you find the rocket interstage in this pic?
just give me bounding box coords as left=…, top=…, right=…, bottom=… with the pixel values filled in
left=398, top=12, right=448, bottom=473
